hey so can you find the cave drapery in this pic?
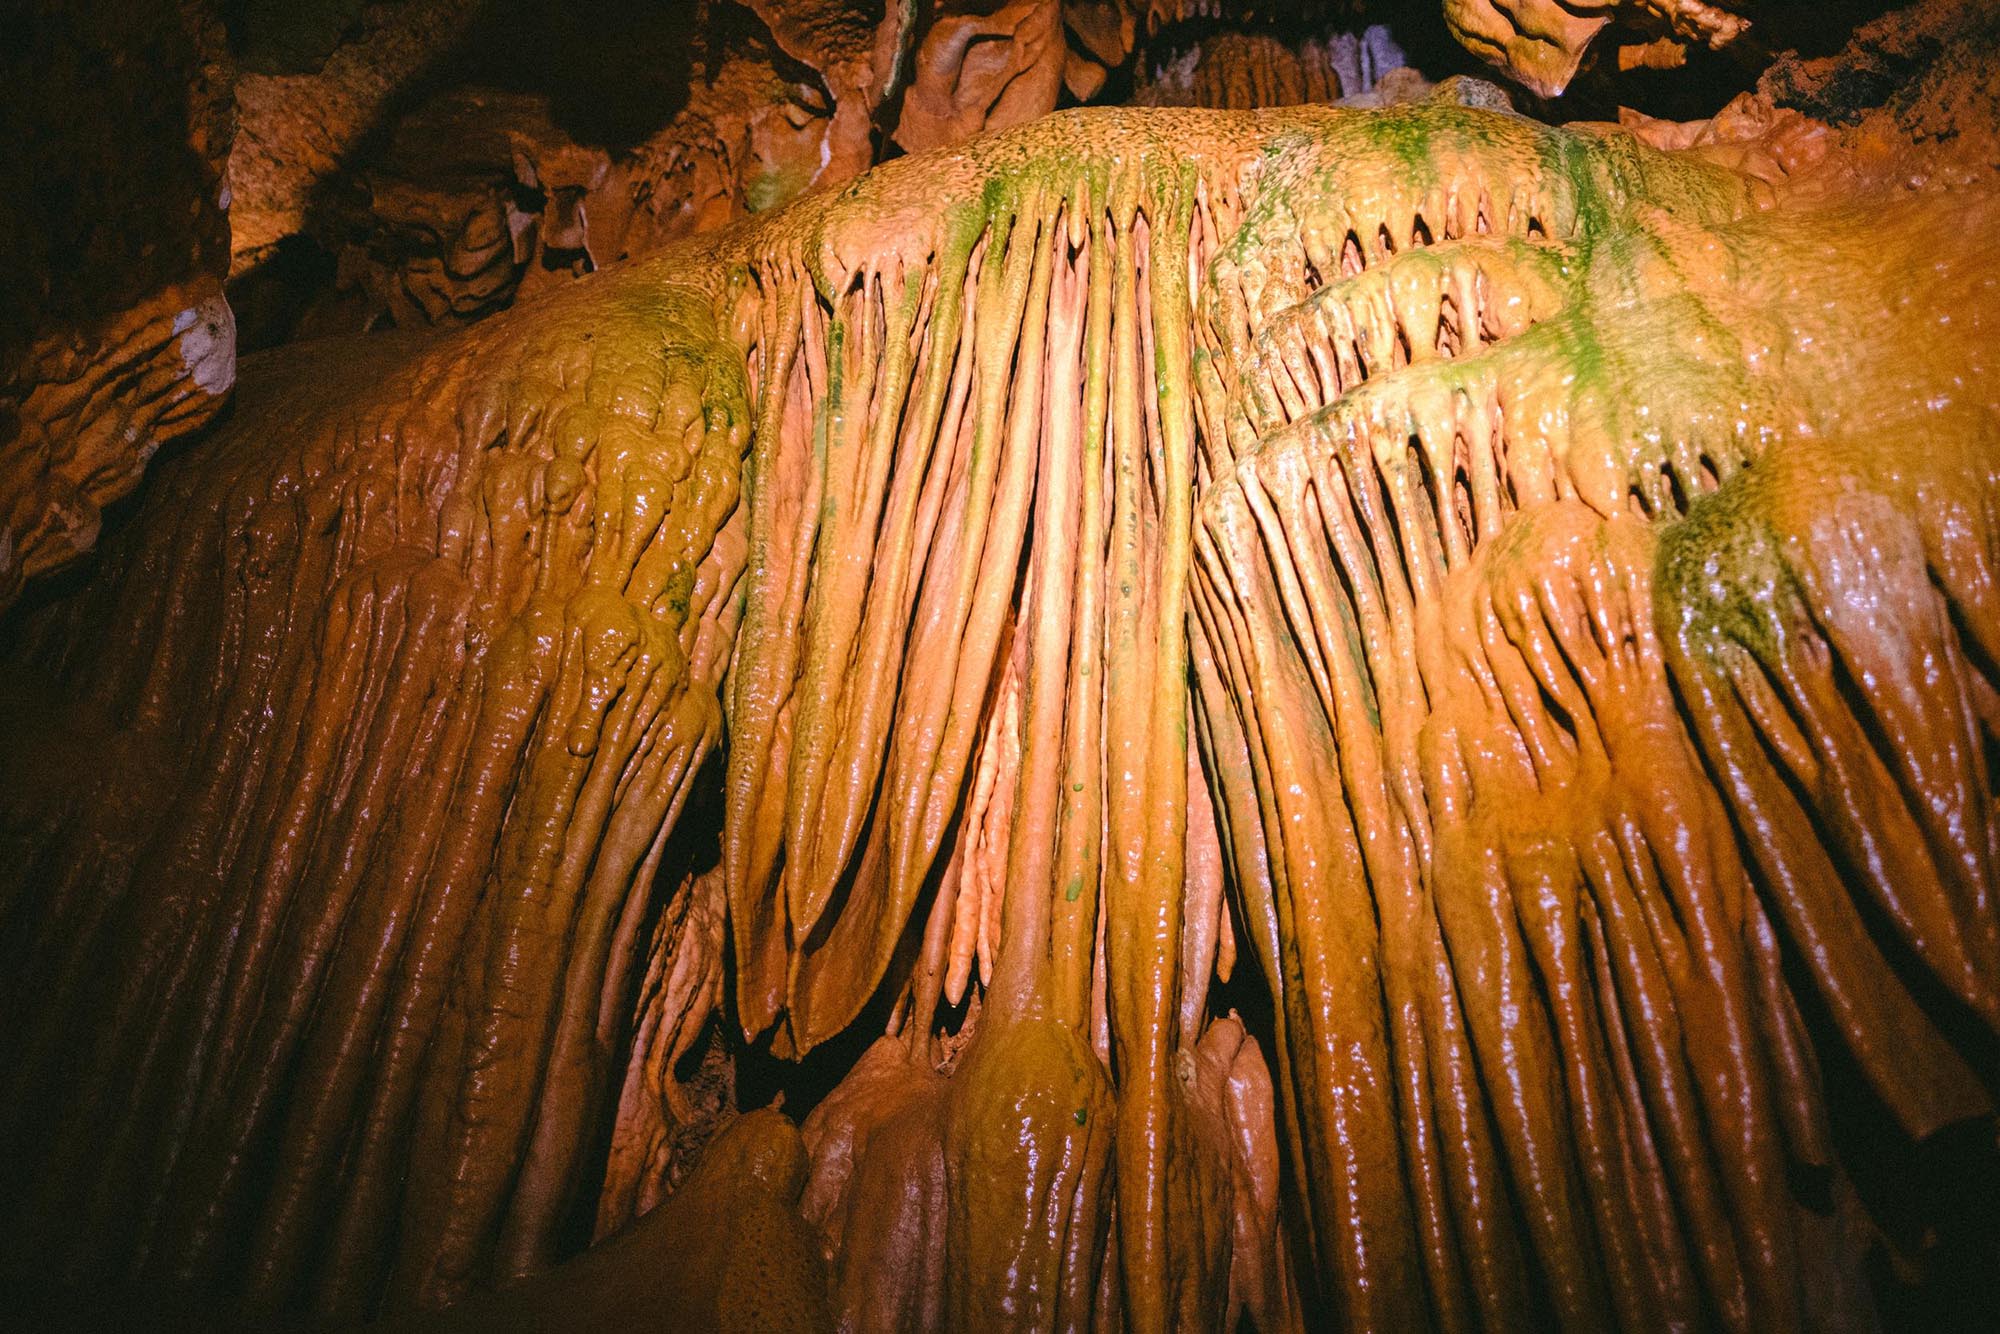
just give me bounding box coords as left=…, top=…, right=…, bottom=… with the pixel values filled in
left=3, top=2, right=2000, bottom=1331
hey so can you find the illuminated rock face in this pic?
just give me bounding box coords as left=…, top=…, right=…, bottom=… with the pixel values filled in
left=3, top=75, right=2000, bottom=1334
left=1441, top=0, right=1750, bottom=98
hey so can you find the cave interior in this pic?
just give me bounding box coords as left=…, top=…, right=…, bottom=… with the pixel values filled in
left=3, top=0, right=2000, bottom=1329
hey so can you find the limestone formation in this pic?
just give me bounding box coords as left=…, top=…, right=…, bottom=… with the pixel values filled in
left=0, top=0, right=235, bottom=613
left=4, top=2, right=1999, bottom=1331
left=1135, top=25, right=1420, bottom=110
left=1444, top=0, right=1750, bottom=96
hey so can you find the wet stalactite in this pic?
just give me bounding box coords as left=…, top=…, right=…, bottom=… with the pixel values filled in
left=4, top=7, right=2000, bottom=1326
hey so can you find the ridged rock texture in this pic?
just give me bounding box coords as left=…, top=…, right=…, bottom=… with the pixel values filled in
left=0, top=0, right=1774, bottom=621
left=5, top=13, right=2000, bottom=1334
left=0, top=0, right=236, bottom=614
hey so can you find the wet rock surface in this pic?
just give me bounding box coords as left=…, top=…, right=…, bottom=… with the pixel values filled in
left=4, top=2, right=1998, bottom=1330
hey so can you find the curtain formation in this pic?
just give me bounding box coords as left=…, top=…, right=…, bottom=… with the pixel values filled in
left=2, top=95, right=1997, bottom=1330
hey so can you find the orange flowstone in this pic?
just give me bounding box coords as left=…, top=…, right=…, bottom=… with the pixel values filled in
left=1, top=88, right=1996, bottom=1333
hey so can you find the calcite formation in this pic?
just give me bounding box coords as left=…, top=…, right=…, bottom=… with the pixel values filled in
left=0, top=0, right=1830, bottom=617
left=0, top=0, right=236, bottom=614
left=1444, top=0, right=1751, bottom=96
left=1134, top=25, right=1418, bottom=110
left=5, top=6, right=2000, bottom=1332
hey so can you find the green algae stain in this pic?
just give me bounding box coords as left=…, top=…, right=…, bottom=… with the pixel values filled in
left=746, top=165, right=811, bottom=215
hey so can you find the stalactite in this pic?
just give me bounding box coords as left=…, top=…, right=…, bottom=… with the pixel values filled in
left=2, top=84, right=1997, bottom=1331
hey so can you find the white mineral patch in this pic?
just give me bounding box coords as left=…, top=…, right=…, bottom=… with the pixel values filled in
left=174, top=296, right=238, bottom=396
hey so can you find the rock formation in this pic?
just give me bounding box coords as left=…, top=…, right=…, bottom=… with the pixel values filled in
left=4, top=1, right=1999, bottom=1331
left=0, top=0, right=1433, bottom=612
left=0, top=0, right=236, bottom=613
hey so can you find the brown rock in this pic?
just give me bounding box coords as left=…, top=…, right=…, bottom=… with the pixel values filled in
left=894, top=0, right=1067, bottom=154
left=0, top=0, right=235, bottom=610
